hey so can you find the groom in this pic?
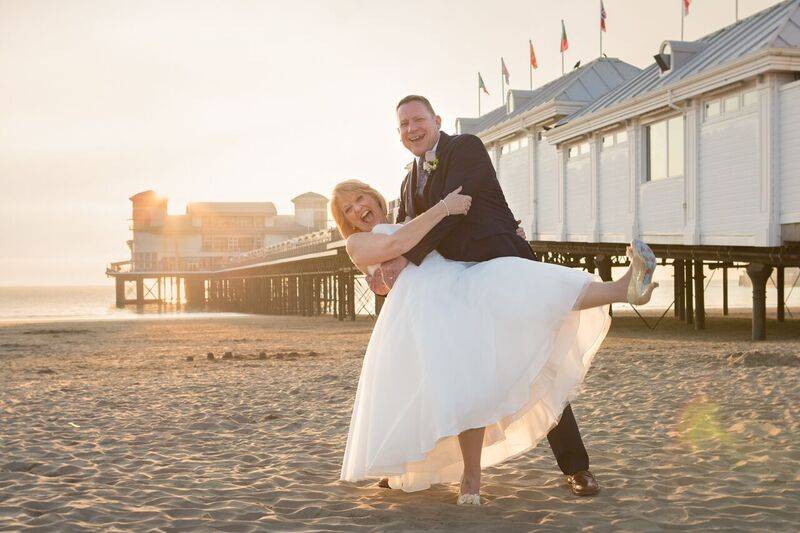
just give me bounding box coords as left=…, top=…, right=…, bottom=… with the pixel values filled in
left=368, top=95, right=599, bottom=496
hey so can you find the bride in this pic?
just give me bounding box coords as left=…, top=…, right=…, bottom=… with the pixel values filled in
left=333, top=179, right=657, bottom=505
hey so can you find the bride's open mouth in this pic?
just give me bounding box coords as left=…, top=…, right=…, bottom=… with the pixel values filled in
left=360, top=208, right=374, bottom=225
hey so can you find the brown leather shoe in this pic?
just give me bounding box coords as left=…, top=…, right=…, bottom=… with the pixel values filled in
left=565, top=470, right=599, bottom=496
left=377, top=477, right=390, bottom=488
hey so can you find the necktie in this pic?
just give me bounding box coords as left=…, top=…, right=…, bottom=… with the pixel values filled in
left=416, top=157, right=427, bottom=197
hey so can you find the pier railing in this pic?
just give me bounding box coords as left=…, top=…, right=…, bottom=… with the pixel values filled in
left=221, top=227, right=342, bottom=268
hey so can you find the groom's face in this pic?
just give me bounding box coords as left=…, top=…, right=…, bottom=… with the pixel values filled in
left=397, top=101, right=441, bottom=157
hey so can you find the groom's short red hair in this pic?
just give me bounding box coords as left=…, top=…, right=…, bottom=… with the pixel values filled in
left=396, top=95, right=436, bottom=117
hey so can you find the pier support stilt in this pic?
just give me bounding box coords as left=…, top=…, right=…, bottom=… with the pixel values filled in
left=337, top=272, right=344, bottom=321
left=694, top=260, right=705, bottom=330
left=674, top=259, right=685, bottom=320
left=722, top=267, right=729, bottom=316
left=776, top=266, right=785, bottom=322
left=347, top=272, right=356, bottom=321
left=136, top=278, right=144, bottom=307
left=684, top=260, right=694, bottom=325
left=746, top=263, right=772, bottom=341
left=115, top=277, right=125, bottom=308
left=185, top=278, right=206, bottom=309
left=585, top=255, right=596, bottom=274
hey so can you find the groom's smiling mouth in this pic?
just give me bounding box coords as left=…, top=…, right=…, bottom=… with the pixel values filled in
left=408, top=133, right=424, bottom=144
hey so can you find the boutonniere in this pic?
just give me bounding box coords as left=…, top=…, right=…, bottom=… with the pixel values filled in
left=423, top=150, right=439, bottom=173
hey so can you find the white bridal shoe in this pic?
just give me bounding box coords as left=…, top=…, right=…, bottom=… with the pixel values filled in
left=457, top=474, right=482, bottom=506
left=457, top=493, right=481, bottom=506
left=626, top=239, right=659, bottom=305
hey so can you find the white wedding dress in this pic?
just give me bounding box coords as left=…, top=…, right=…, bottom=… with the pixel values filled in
left=340, top=224, right=611, bottom=492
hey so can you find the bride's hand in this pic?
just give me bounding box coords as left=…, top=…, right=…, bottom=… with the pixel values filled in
left=442, top=186, right=472, bottom=216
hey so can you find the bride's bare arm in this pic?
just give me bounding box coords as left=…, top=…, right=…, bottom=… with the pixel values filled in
left=346, top=188, right=471, bottom=267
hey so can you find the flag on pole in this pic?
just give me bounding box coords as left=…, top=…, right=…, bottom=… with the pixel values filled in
left=501, top=57, right=510, bottom=84
left=478, top=72, right=489, bottom=95
left=560, top=20, right=569, bottom=52
left=529, top=40, right=538, bottom=69
left=600, top=1, right=607, bottom=32
left=683, top=0, right=691, bottom=15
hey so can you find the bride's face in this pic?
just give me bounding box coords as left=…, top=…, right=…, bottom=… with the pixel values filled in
left=339, top=191, right=387, bottom=232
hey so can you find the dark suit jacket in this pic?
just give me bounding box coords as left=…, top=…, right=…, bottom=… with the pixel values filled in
left=399, top=131, right=534, bottom=265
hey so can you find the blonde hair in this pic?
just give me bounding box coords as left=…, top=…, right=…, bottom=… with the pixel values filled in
left=331, top=179, right=388, bottom=238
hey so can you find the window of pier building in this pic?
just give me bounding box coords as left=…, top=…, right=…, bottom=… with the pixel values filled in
left=202, top=236, right=255, bottom=252
left=645, top=115, right=684, bottom=181
left=703, top=87, right=759, bottom=123
left=742, top=89, right=759, bottom=108
left=498, top=135, right=529, bottom=157
left=567, top=141, right=590, bottom=159
left=203, top=215, right=264, bottom=230
left=602, top=130, right=628, bottom=149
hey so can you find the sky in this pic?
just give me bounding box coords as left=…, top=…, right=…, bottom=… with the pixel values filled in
left=0, top=0, right=784, bottom=285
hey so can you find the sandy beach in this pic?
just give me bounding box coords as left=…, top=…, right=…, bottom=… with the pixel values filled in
left=1, top=312, right=798, bottom=532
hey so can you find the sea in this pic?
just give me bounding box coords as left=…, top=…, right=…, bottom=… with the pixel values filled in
left=0, top=285, right=242, bottom=324
left=0, top=267, right=798, bottom=323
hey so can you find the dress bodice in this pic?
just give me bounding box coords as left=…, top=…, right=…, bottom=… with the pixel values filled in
left=365, top=224, right=403, bottom=275
left=371, top=223, right=402, bottom=236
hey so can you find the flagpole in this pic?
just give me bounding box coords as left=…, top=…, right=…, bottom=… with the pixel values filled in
left=681, top=0, right=685, bottom=40
left=599, top=0, right=603, bottom=57
left=478, top=73, right=481, bottom=116
left=501, top=58, right=505, bottom=105
left=560, top=19, right=566, bottom=76
left=735, top=0, right=739, bottom=21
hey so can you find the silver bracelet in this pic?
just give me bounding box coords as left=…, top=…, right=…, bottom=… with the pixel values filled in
left=440, top=199, right=450, bottom=216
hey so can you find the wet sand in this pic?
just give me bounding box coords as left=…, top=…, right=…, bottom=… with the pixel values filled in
left=1, top=313, right=798, bottom=532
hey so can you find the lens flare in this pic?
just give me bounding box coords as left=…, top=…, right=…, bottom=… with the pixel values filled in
left=675, top=394, right=732, bottom=452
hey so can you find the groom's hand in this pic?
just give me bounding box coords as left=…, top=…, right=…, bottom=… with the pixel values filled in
left=379, top=256, right=409, bottom=290
left=515, top=219, right=527, bottom=241
left=366, top=269, right=390, bottom=296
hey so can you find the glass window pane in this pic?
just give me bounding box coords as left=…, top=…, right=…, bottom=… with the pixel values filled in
left=648, top=121, right=668, bottom=181
left=580, top=142, right=590, bottom=155
left=603, top=135, right=614, bottom=147
left=501, top=144, right=509, bottom=155
left=705, top=100, right=720, bottom=118
left=520, top=136, right=529, bottom=148
left=617, top=131, right=628, bottom=143
left=510, top=140, right=520, bottom=151
left=668, top=116, right=684, bottom=178
left=724, top=95, right=740, bottom=113
left=743, top=90, right=759, bottom=107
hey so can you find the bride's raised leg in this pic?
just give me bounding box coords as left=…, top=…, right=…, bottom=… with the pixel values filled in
left=572, top=269, right=631, bottom=310
left=457, top=426, right=484, bottom=504
left=572, top=243, right=658, bottom=311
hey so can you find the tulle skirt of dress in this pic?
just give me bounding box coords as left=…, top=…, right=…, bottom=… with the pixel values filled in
left=340, top=250, right=611, bottom=492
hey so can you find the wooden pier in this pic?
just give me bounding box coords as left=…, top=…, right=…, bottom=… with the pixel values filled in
left=107, top=230, right=374, bottom=321
left=108, top=231, right=798, bottom=339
